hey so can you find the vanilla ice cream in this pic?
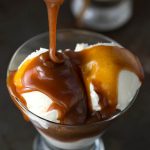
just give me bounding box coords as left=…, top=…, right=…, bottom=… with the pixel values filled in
left=74, top=43, right=142, bottom=111
left=22, top=91, right=59, bottom=123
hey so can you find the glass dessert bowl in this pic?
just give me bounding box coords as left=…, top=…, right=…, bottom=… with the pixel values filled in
left=7, top=29, right=141, bottom=150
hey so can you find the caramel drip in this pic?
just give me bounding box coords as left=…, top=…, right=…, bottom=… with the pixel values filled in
left=44, top=0, right=64, bottom=63
left=7, top=72, right=29, bottom=121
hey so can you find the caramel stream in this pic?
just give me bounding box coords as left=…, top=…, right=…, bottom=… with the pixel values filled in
left=44, top=0, right=64, bottom=63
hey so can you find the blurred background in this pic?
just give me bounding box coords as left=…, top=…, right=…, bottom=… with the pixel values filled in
left=0, top=0, right=150, bottom=149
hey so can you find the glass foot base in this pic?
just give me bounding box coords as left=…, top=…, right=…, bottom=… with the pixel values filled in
left=33, top=135, right=105, bottom=150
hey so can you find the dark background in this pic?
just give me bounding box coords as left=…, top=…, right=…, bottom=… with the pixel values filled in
left=0, top=0, right=150, bottom=149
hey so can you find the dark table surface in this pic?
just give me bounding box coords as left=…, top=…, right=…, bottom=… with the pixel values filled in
left=0, top=0, right=150, bottom=150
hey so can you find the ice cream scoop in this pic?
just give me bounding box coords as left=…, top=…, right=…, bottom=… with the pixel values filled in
left=13, top=47, right=87, bottom=125
left=75, top=43, right=142, bottom=112
left=73, top=43, right=143, bottom=118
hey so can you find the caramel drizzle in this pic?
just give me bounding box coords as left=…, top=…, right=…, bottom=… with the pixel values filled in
left=7, top=46, right=144, bottom=125
left=44, top=0, right=64, bottom=63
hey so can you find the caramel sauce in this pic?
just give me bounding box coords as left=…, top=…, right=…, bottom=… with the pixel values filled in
left=44, top=0, right=64, bottom=63
left=65, top=46, right=144, bottom=119
left=7, top=0, right=144, bottom=125
left=7, top=71, right=28, bottom=121
left=8, top=52, right=88, bottom=125
left=69, top=46, right=143, bottom=116
left=7, top=45, right=144, bottom=125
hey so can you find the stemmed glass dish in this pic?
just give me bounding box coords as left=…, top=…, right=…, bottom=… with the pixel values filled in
left=7, top=29, right=138, bottom=150
left=71, top=0, right=133, bottom=31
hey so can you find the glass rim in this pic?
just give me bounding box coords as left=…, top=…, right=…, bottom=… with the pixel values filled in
left=7, top=29, right=138, bottom=128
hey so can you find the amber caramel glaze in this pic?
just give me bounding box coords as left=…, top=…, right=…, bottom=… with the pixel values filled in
left=65, top=45, right=144, bottom=119
left=7, top=45, right=144, bottom=125
left=7, top=71, right=29, bottom=121
left=44, top=0, right=64, bottom=63
left=8, top=52, right=88, bottom=125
